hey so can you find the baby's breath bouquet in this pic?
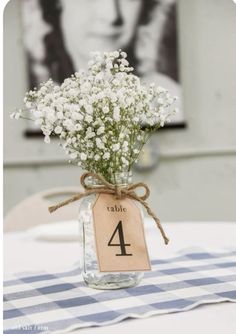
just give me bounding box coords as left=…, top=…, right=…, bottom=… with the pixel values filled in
left=12, top=50, right=176, bottom=182
left=11, top=50, right=177, bottom=289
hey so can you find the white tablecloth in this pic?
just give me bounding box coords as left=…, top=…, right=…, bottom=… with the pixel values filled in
left=4, top=221, right=236, bottom=334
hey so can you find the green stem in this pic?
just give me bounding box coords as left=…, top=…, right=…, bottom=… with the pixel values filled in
left=20, top=116, right=35, bottom=122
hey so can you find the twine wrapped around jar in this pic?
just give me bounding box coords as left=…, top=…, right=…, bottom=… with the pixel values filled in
left=49, top=172, right=169, bottom=245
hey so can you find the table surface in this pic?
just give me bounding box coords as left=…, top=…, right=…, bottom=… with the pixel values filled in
left=4, top=220, right=236, bottom=334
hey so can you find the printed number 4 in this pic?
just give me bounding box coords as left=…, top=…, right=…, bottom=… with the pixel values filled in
left=108, top=220, right=132, bottom=256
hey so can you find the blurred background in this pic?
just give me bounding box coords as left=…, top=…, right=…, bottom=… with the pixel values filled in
left=3, top=0, right=236, bottom=222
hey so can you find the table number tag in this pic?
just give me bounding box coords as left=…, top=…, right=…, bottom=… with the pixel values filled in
left=92, top=193, right=151, bottom=272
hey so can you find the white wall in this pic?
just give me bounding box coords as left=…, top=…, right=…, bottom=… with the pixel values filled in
left=3, top=0, right=236, bottom=221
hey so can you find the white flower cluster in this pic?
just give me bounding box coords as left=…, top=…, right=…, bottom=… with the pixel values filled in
left=12, top=50, right=177, bottom=182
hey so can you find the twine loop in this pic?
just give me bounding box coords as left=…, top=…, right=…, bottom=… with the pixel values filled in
left=48, top=172, right=169, bottom=245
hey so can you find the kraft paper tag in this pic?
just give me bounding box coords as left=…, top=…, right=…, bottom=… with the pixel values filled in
left=92, top=193, right=151, bottom=272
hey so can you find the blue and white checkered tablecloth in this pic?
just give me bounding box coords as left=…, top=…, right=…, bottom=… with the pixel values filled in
left=4, top=250, right=236, bottom=334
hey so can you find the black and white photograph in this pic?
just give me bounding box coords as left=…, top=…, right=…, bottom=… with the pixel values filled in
left=21, top=0, right=184, bottom=124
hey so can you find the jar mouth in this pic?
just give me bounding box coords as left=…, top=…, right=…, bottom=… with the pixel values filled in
left=86, top=171, right=132, bottom=187
left=111, top=171, right=132, bottom=186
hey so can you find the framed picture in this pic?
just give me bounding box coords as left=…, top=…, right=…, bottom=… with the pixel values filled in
left=21, top=0, right=185, bottom=135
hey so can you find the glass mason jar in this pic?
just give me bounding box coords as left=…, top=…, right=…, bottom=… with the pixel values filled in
left=78, top=172, right=144, bottom=289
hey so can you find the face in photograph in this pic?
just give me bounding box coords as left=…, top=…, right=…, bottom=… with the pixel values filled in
left=60, top=0, right=143, bottom=69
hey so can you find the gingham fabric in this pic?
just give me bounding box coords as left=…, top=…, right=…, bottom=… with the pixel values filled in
left=4, top=250, right=236, bottom=334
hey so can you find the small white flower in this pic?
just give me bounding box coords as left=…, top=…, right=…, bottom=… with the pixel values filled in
left=63, top=119, right=75, bottom=131
left=103, top=152, right=110, bottom=160
left=10, top=110, right=22, bottom=119
left=121, top=59, right=129, bottom=67
left=79, top=99, right=86, bottom=107
left=54, top=126, right=62, bottom=134
left=85, top=115, right=93, bottom=123
left=47, top=113, right=56, bottom=123
left=106, top=61, right=113, bottom=70
left=15, top=113, right=21, bottom=120
left=25, top=101, right=32, bottom=108
left=86, top=131, right=95, bottom=139
left=156, top=86, right=166, bottom=94
left=57, top=111, right=64, bottom=119
left=97, top=126, right=105, bottom=135
left=44, top=136, right=50, bottom=144
left=113, top=51, right=119, bottom=58
left=110, top=94, right=117, bottom=103
left=85, top=105, right=93, bottom=114
left=96, top=138, right=105, bottom=149
left=121, top=156, right=129, bottom=165
left=87, top=141, right=93, bottom=148
left=113, top=106, right=120, bottom=121
left=103, top=106, right=109, bottom=114
left=112, top=143, right=120, bottom=151
left=70, top=152, right=78, bottom=159
left=112, top=79, right=119, bottom=86
left=80, top=153, right=87, bottom=161
left=75, top=123, right=82, bottom=131
left=97, top=92, right=105, bottom=100
left=76, top=113, right=83, bottom=121
left=55, top=104, right=63, bottom=113
left=71, top=112, right=81, bottom=121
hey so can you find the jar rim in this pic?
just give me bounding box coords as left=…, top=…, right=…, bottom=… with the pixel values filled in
left=86, top=171, right=132, bottom=187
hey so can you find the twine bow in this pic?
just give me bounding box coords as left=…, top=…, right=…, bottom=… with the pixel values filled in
left=49, top=172, right=169, bottom=245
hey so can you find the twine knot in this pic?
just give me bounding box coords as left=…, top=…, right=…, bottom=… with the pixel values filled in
left=48, top=172, right=169, bottom=245
left=115, top=185, right=122, bottom=199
